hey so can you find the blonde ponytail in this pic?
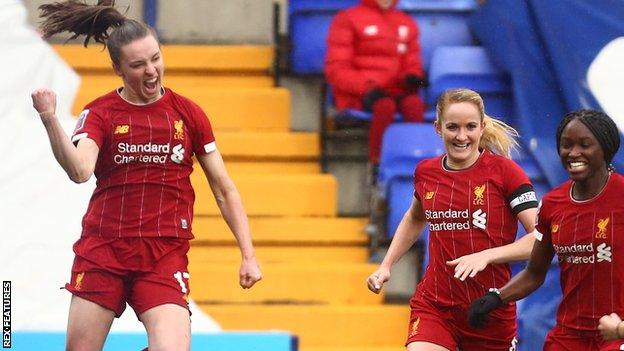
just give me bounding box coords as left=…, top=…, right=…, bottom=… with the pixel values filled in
left=436, top=88, right=519, bottom=158
left=480, top=115, right=519, bottom=158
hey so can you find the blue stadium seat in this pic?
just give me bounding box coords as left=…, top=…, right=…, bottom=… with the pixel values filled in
left=399, top=0, right=478, bottom=69
left=379, top=123, right=443, bottom=234
left=378, top=123, right=444, bottom=184
left=425, top=46, right=514, bottom=124
left=289, top=0, right=358, bottom=74
left=379, top=124, right=442, bottom=275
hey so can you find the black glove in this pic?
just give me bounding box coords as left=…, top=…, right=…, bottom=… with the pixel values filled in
left=404, top=74, right=429, bottom=91
left=467, top=291, right=504, bottom=329
left=362, top=87, right=389, bottom=111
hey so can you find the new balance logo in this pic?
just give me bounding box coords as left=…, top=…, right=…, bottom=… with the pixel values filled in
left=171, top=144, right=185, bottom=164
left=597, top=242, right=612, bottom=262
left=472, top=209, right=487, bottom=230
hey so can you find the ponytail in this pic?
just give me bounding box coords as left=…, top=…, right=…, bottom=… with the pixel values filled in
left=480, top=115, right=519, bottom=158
left=38, top=0, right=156, bottom=65
left=39, top=0, right=125, bottom=47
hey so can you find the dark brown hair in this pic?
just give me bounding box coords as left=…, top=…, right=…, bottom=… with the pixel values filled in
left=38, top=0, right=158, bottom=65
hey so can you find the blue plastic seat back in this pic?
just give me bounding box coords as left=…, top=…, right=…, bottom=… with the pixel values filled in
left=289, top=13, right=335, bottom=74
left=289, top=0, right=358, bottom=74
left=380, top=123, right=443, bottom=243
left=400, top=1, right=478, bottom=70
left=378, top=123, right=444, bottom=184
left=426, top=46, right=514, bottom=123
left=386, top=176, right=418, bottom=238
left=387, top=178, right=431, bottom=271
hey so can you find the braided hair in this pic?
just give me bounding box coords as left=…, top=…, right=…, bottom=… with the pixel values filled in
left=38, top=0, right=157, bottom=65
left=556, top=109, right=620, bottom=170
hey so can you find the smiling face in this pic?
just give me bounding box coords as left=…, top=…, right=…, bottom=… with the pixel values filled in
left=113, top=34, right=164, bottom=104
left=436, top=102, right=485, bottom=169
left=558, top=118, right=607, bottom=183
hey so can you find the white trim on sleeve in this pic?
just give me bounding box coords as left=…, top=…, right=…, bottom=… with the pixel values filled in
left=71, top=132, right=88, bottom=143
left=533, top=230, right=544, bottom=242
left=203, top=141, right=217, bottom=153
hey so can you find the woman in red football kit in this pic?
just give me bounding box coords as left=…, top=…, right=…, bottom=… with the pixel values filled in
left=469, top=109, right=624, bottom=351
left=367, top=88, right=539, bottom=351
left=30, top=2, right=262, bottom=350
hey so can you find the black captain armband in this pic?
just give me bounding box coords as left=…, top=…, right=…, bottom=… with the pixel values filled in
left=507, top=184, right=538, bottom=214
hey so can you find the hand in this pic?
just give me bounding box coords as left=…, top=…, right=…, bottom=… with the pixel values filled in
left=598, top=313, right=623, bottom=340
left=467, top=291, right=503, bottom=328
left=366, top=267, right=390, bottom=294
left=31, top=89, right=57, bottom=122
left=446, top=250, right=491, bottom=281
left=362, top=87, right=388, bottom=111
left=239, top=256, right=262, bottom=289
left=404, top=74, right=428, bottom=91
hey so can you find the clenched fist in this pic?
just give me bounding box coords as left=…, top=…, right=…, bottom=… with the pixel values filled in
left=31, top=89, right=57, bottom=122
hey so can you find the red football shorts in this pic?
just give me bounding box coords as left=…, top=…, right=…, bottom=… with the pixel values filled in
left=544, top=325, right=624, bottom=351
left=64, top=237, right=191, bottom=318
left=406, top=297, right=518, bottom=351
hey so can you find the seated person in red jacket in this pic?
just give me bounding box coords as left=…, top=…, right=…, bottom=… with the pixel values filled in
left=325, top=0, right=427, bottom=165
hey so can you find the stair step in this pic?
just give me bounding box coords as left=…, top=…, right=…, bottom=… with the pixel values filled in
left=192, top=174, right=337, bottom=216
left=70, top=85, right=290, bottom=131
left=223, top=161, right=320, bottom=174
left=214, top=131, right=319, bottom=160
left=190, top=263, right=382, bottom=305
left=180, top=88, right=290, bottom=131
left=197, top=305, right=409, bottom=347
left=191, top=217, right=367, bottom=244
left=54, top=45, right=273, bottom=72
left=189, top=246, right=368, bottom=264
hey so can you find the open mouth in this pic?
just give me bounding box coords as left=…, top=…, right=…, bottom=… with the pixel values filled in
left=144, top=77, right=159, bottom=92
left=567, top=160, right=588, bottom=172
left=452, top=143, right=470, bottom=150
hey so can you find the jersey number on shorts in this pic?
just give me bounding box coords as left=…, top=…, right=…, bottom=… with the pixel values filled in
left=173, top=271, right=190, bottom=293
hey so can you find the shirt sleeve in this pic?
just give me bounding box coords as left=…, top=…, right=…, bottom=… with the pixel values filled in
left=71, top=108, right=106, bottom=148
left=534, top=199, right=552, bottom=242
left=186, top=101, right=216, bottom=155
left=503, top=159, right=538, bottom=214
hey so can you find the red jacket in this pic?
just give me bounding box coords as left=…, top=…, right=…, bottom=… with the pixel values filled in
left=325, top=0, right=424, bottom=109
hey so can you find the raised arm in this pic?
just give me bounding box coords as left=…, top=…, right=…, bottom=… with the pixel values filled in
left=196, top=150, right=262, bottom=289
left=367, top=197, right=426, bottom=293
left=31, top=89, right=98, bottom=183
left=447, top=207, right=537, bottom=281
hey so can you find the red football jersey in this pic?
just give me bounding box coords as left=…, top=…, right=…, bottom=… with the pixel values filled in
left=535, top=173, right=624, bottom=332
left=71, top=88, right=215, bottom=239
left=412, top=151, right=537, bottom=310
